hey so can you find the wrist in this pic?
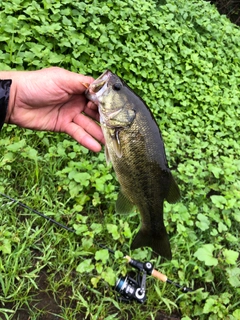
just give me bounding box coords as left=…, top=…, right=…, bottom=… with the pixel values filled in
left=0, top=71, right=18, bottom=124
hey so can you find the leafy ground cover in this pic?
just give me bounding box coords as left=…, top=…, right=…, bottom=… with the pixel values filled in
left=208, top=0, right=240, bottom=26
left=0, top=0, right=240, bottom=319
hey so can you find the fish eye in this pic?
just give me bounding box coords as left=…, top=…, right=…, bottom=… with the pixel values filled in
left=112, top=83, right=122, bottom=91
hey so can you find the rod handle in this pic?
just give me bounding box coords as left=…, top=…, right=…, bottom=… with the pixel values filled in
left=151, top=269, right=168, bottom=282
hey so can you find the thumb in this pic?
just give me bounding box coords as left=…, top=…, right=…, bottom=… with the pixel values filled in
left=52, top=67, right=95, bottom=95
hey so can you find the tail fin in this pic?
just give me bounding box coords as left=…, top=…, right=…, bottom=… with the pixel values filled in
left=131, top=227, right=172, bottom=260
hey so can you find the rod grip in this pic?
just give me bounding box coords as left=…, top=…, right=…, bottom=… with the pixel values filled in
left=151, top=269, right=168, bottom=282
left=125, top=255, right=131, bottom=263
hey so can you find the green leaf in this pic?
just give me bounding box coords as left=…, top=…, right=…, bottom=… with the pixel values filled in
left=106, top=224, right=120, bottom=240
left=226, top=267, right=240, bottom=288
left=114, top=250, right=124, bottom=259
left=101, top=267, right=116, bottom=286
left=73, top=224, right=89, bottom=235
left=90, top=223, right=103, bottom=234
left=218, top=221, right=228, bottom=233
left=95, top=249, right=109, bottom=264
left=76, top=259, right=94, bottom=273
left=233, top=210, right=240, bottom=222
left=91, top=276, right=100, bottom=288
left=7, top=139, right=26, bottom=152
left=223, top=249, right=239, bottom=265
left=233, top=309, right=240, bottom=319
left=0, top=238, right=12, bottom=254
left=68, top=171, right=91, bottom=184
left=69, top=181, right=82, bottom=197
left=122, top=222, right=132, bottom=238
left=81, top=237, right=93, bottom=251
left=211, top=195, right=227, bottom=209
left=196, top=213, right=210, bottom=231
left=194, top=244, right=218, bottom=266
left=209, top=165, right=223, bottom=180
left=23, top=147, right=38, bottom=160
left=203, top=297, right=216, bottom=314
left=99, top=34, right=109, bottom=43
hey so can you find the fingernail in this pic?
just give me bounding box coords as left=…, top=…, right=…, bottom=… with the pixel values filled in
left=82, top=82, right=90, bottom=89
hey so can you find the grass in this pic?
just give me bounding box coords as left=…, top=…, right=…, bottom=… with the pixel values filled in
left=0, top=127, right=184, bottom=320
left=0, top=125, right=239, bottom=319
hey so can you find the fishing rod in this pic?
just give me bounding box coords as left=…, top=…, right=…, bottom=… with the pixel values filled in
left=0, top=192, right=193, bottom=303
left=0, top=192, right=75, bottom=233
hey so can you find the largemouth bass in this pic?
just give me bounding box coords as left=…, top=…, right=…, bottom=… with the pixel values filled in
left=86, top=70, right=180, bottom=259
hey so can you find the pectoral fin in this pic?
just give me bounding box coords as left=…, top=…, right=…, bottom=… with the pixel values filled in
left=112, top=130, right=122, bottom=158
left=115, top=189, right=134, bottom=214
left=104, top=145, right=111, bottom=164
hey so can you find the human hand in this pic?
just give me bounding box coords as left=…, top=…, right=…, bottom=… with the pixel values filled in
left=1, top=67, right=104, bottom=152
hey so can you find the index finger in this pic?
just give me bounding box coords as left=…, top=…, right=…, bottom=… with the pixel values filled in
left=56, top=69, right=95, bottom=95
left=87, top=100, right=98, bottom=111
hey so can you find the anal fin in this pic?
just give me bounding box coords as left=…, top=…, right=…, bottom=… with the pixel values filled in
left=166, top=174, right=181, bottom=204
left=115, top=189, right=134, bottom=214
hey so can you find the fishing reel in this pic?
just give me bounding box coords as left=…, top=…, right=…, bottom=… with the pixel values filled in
left=114, top=256, right=192, bottom=303
left=115, top=257, right=154, bottom=303
left=115, top=275, right=146, bottom=304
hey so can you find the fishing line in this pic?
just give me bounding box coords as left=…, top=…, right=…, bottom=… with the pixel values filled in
left=0, top=192, right=193, bottom=302
left=0, top=192, right=75, bottom=233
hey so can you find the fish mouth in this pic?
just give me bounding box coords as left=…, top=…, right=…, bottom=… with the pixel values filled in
left=86, top=70, right=112, bottom=102
left=90, top=79, right=106, bottom=93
